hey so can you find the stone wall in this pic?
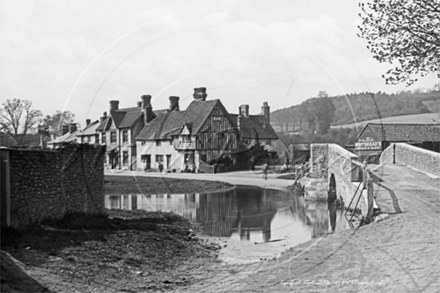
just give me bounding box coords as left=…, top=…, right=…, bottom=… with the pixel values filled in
left=381, top=143, right=440, bottom=177
left=306, top=144, right=360, bottom=205
left=4, top=144, right=105, bottom=229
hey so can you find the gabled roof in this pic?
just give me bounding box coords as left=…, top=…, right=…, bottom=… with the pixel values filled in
left=77, top=120, right=100, bottom=137
left=357, top=123, right=440, bottom=142
left=96, top=107, right=168, bottom=132
left=229, top=114, right=279, bottom=140
left=48, top=130, right=79, bottom=144
left=136, top=100, right=220, bottom=141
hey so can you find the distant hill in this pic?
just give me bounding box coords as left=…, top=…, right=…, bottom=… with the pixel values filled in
left=331, top=113, right=440, bottom=130
left=271, top=89, right=440, bottom=134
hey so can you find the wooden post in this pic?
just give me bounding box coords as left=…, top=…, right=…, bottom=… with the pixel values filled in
left=367, top=177, right=374, bottom=218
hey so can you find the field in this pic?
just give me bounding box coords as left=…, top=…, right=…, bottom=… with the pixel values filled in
left=332, top=113, right=440, bottom=129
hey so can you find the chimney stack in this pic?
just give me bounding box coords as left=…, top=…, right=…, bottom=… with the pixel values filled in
left=137, top=101, right=142, bottom=107
left=193, top=87, right=207, bottom=101
left=62, top=124, right=69, bottom=135
left=239, top=105, right=249, bottom=118
left=261, top=102, right=270, bottom=126
left=169, top=96, right=180, bottom=111
left=141, top=95, right=154, bottom=124
left=109, top=100, right=119, bottom=111
left=69, top=123, right=77, bottom=134
left=86, top=119, right=91, bottom=126
left=237, top=115, right=243, bottom=130
left=100, top=112, right=107, bottom=123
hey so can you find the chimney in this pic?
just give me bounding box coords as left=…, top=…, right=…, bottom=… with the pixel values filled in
left=239, top=105, right=249, bottom=118
left=137, top=101, right=142, bottom=107
left=169, top=96, right=180, bottom=111
left=100, top=112, right=107, bottom=123
left=69, top=123, right=77, bottom=133
left=62, top=124, right=69, bottom=135
left=109, top=100, right=119, bottom=111
left=261, top=101, right=270, bottom=126
left=141, top=95, right=154, bottom=124
left=193, top=87, right=207, bottom=101
left=237, top=115, right=243, bottom=130
left=86, top=119, right=91, bottom=126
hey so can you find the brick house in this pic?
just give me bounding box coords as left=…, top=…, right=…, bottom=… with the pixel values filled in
left=135, top=87, right=286, bottom=172
left=47, top=123, right=79, bottom=148
left=76, top=119, right=100, bottom=144
left=96, top=97, right=169, bottom=170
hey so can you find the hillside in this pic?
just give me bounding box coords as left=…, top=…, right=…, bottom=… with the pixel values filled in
left=272, top=89, right=440, bottom=134
left=331, top=113, right=440, bottom=130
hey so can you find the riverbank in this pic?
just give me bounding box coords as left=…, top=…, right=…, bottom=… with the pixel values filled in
left=1, top=176, right=234, bottom=293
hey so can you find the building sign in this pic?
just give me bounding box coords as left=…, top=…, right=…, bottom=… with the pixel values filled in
left=355, top=137, right=381, bottom=151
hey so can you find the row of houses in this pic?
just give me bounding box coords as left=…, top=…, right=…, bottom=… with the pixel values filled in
left=47, top=88, right=288, bottom=172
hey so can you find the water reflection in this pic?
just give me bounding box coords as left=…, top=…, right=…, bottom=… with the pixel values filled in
left=106, top=186, right=351, bottom=244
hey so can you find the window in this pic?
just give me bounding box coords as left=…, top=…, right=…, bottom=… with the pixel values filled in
left=169, top=139, right=173, bottom=145
left=156, top=155, right=164, bottom=168
left=123, top=151, right=128, bottom=165
left=122, top=130, right=128, bottom=143
left=110, top=132, right=116, bottom=143
left=141, top=141, right=146, bottom=146
left=156, top=140, right=161, bottom=146
left=87, top=136, right=91, bottom=143
left=101, top=133, right=106, bottom=144
left=166, top=155, right=171, bottom=169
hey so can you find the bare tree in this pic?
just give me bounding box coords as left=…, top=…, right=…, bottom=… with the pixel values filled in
left=0, top=99, right=43, bottom=136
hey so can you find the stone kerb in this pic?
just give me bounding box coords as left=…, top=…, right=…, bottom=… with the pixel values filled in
left=381, top=143, right=440, bottom=177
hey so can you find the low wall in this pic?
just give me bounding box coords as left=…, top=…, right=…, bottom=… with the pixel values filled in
left=380, top=143, right=440, bottom=177
left=1, top=144, right=105, bottom=229
left=307, top=144, right=360, bottom=204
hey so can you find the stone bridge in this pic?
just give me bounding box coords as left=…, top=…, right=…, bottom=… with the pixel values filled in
left=302, top=144, right=363, bottom=206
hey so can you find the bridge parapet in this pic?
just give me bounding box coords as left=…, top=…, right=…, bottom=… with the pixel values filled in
left=305, top=144, right=362, bottom=204
left=381, top=143, right=440, bottom=177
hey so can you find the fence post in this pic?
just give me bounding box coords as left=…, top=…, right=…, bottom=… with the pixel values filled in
left=367, top=176, right=374, bottom=219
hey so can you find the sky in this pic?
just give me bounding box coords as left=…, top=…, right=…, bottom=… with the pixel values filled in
left=1, top=0, right=438, bottom=126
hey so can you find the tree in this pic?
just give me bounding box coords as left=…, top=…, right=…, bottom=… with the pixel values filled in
left=311, top=92, right=336, bottom=135
left=42, top=111, right=75, bottom=136
left=0, top=99, right=42, bottom=136
left=358, top=0, right=440, bottom=85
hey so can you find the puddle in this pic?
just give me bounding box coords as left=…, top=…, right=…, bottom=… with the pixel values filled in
left=106, top=185, right=352, bottom=263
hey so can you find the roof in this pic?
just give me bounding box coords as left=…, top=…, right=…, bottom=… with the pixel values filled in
left=229, top=114, right=279, bottom=140
left=136, top=100, right=219, bottom=140
left=96, top=107, right=168, bottom=131
left=357, top=123, right=440, bottom=142
left=48, top=130, right=79, bottom=144
left=77, top=120, right=100, bottom=136
left=0, top=132, right=17, bottom=147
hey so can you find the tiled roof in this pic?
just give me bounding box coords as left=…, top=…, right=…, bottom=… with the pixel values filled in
left=229, top=114, right=279, bottom=139
left=136, top=100, right=219, bottom=140
left=360, top=123, right=440, bottom=142
left=96, top=107, right=168, bottom=131
left=48, top=130, right=79, bottom=144
left=77, top=120, right=100, bottom=136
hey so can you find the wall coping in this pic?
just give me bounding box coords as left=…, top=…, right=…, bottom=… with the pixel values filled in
left=312, top=143, right=358, bottom=159
left=394, top=142, right=440, bottom=158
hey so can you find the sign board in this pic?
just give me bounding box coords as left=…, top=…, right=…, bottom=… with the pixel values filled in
left=355, top=136, right=381, bottom=151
